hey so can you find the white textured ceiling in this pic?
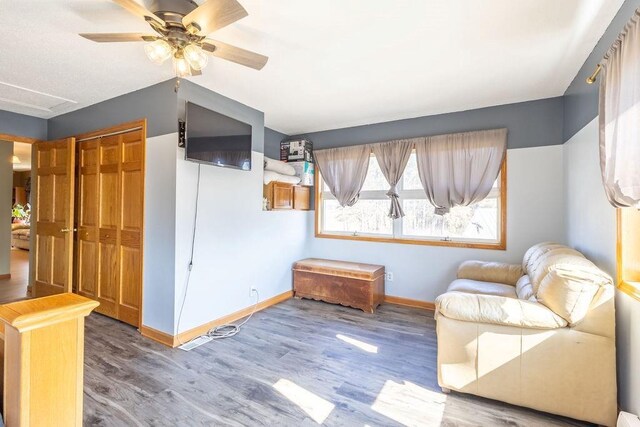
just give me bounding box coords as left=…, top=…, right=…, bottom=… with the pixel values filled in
left=0, top=0, right=625, bottom=134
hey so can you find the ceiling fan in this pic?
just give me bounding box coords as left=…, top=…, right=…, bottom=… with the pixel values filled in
left=79, top=0, right=268, bottom=77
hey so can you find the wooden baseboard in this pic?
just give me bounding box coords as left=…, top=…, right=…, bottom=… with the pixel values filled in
left=176, top=290, right=293, bottom=345
left=384, top=295, right=435, bottom=311
left=140, top=290, right=293, bottom=348
left=139, top=325, right=176, bottom=347
left=0, top=274, right=11, bottom=280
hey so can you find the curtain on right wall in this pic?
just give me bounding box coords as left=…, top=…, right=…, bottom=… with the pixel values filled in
left=599, top=8, right=640, bottom=208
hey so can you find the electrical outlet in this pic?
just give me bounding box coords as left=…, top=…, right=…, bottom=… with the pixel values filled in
left=250, top=286, right=258, bottom=297
left=386, top=272, right=394, bottom=282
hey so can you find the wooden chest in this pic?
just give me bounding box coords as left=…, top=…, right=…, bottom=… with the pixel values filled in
left=292, top=258, right=385, bottom=313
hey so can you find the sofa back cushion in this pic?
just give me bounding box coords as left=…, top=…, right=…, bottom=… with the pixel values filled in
left=523, top=243, right=613, bottom=325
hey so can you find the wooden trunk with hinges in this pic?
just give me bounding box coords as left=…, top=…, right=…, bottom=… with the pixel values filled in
left=292, top=258, right=385, bottom=313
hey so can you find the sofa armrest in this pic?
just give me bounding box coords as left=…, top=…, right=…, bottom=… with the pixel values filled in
left=435, top=292, right=567, bottom=329
left=457, top=261, right=523, bottom=286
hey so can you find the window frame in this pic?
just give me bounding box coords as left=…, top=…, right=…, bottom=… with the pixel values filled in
left=617, top=208, right=640, bottom=301
left=314, top=152, right=507, bottom=250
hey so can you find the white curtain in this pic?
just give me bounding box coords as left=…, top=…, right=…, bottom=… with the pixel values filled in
left=599, top=9, right=640, bottom=208
left=315, top=145, right=370, bottom=207
left=371, top=140, right=413, bottom=219
left=414, top=129, right=507, bottom=215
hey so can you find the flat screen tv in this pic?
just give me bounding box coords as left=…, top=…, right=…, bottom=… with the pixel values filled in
left=185, top=102, right=252, bottom=171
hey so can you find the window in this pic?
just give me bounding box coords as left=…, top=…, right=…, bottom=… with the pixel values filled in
left=617, top=209, right=640, bottom=301
left=316, top=152, right=506, bottom=249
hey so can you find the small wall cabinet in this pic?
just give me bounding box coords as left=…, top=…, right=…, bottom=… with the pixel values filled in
left=264, top=182, right=310, bottom=211
left=293, top=185, right=310, bottom=210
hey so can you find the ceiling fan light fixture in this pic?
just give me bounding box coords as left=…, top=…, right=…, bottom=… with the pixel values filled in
left=184, top=44, right=208, bottom=71
left=144, top=39, right=173, bottom=64
left=173, top=54, right=192, bottom=78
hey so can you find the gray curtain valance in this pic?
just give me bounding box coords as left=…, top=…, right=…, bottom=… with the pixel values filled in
left=599, top=8, right=640, bottom=208
left=414, top=129, right=507, bottom=215
left=315, top=128, right=507, bottom=216
left=314, top=145, right=370, bottom=207
left=371, top=140, right=414, bottom=219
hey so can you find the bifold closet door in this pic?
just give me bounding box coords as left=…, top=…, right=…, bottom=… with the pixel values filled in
left=97, top=134, right=120, bottom=318
left=76, top=138, right=99, bottom=301
left=76, top=126, right=144, bottom=327
left=117, top=129, right=144, bottom=326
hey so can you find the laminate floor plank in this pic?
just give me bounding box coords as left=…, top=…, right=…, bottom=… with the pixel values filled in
left=83, top=298, right=591, bottom=426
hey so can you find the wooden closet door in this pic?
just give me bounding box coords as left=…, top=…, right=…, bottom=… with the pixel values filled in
left=96, top=135, right=120, bottom=318
left=76, top=138, right=99, bottom=300
left=33, top=138, right=76, bottom=297
left=74, top=122, right=145, bottom=328
left=118, top=129, right=144, bottom=326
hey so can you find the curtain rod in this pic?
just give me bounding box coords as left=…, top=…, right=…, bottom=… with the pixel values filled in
left=586, top=64, right=602, bottom=85
left=585, top=6, right=640, bottom=85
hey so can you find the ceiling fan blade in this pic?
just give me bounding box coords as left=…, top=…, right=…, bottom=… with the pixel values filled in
left=182, top=0, right=248, bottom=35
left=202, top=40, right=268, bottom=70
left=80, top=33, right=157, bottom=42
left=112, top=0, right=165, bottom=26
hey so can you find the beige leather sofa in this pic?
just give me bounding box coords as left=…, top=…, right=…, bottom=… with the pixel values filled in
left=11, top=224, right=30, bottom=251
left=435, top=243, right=617, bottom=426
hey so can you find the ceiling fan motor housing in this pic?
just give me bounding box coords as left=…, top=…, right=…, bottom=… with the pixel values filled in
left=146, top=0, right=198, bottom=25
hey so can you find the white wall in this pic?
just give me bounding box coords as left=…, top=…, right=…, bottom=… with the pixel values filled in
left=564, top=118, right=617, bottom=274
left=174, top=149, right=309, bottom=334
left=308, top=145, right=565, bottom=301
left=0, top=141, right=12, bottom=276
left=142, top=133, right=178, bottom=334
left=563, top=117, right=640, bottom=416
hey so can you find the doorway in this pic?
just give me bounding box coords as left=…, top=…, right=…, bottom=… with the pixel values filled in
left=1, top=138, right=33, bottom=303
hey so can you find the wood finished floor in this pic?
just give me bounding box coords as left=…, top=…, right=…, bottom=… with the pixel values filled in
left=84, top=299, right=591, bottom=426
left=0, top=248, right=29, bottom=303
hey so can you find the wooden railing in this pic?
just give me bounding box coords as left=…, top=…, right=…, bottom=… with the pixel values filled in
left=0, top=294, right=98, bottom=426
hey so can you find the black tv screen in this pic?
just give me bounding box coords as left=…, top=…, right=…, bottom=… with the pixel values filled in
left=185, top=102, right=252, bottom=171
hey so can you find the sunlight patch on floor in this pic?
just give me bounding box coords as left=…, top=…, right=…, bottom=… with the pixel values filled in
left=336, top=333, right=378, bottom=353
left=273, top=379, right=335, bottom=424
left=371, top=380, right=446, bottom=426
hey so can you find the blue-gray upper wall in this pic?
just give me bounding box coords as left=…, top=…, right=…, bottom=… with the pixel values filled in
left=293, top=97, right=564, bottom=150
left=265, top=128, right=288, bottom=159
left=48, top=80, right=178, bottom=140
left=563, top=0, right=640, bottom=141
left=0, top=110, right=47, bottom=140
left=46, top=78, right=266, bottom=153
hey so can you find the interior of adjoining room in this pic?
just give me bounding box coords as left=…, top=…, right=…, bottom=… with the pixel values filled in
left=0, top=139, right=32, bottom=303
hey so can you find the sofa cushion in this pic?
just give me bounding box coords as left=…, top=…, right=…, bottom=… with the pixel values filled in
left=457, top=260, right=523, bottom=286
left=523, top=243, right=585, bottom=294
left=522, top=242, right=583, bottom=273
left=448, top=279, right=517, bottom=298
left=12, top=229, right=30, bottom=239
left=521, top=243, right=612, bottom=324
left=515, top=275, right=536, bottom=301
left=535, top=255, right=612, bottom=325
left=436, top=292, right=567, bottom=329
